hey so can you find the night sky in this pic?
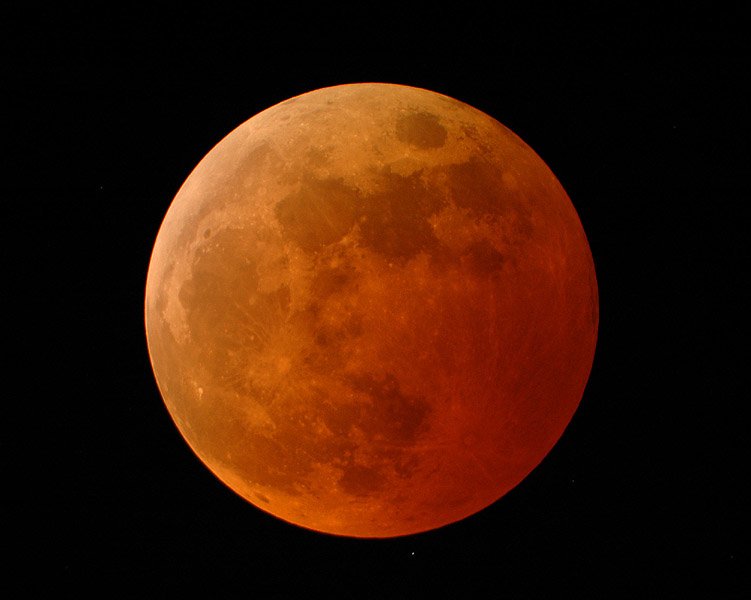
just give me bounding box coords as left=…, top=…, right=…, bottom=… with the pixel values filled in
left=8, top=5, right=744, bottom=597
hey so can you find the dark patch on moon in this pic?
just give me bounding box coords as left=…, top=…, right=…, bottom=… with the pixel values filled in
left=307, top=146, right=330, bottom=166
left=276, top=170, right=447, bottom=263
left=357, top=171, right=445, bottom=261
left=275, top=177, right=359, bottom=252
left=228, top=431, right=310, bottom=497
left=392, top=453, right=420, bottom=479
left=320, top=400, right=359, bottom=438
left=310, top=264, right=355, bottom=298
left=446, top=158, right=534, bottom=243
left=313, top=313, right=363, bottom=349
left=348, top=372, right=430, bottom=444
left=447, top=157, right=506, bottom=217
left=335, top=371, right=431, bottom=496
left=461, top=239, right=506, bottom=276
left=396, top=111, right=447, bottom=149
left=338, top=464, right=386, bottom=496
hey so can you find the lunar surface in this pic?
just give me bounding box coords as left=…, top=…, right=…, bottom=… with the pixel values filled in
left=145, top=83, right=598, bottom=538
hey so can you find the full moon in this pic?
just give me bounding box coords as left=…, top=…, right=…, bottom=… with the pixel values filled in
left=145, top=83, right=598, bottom=538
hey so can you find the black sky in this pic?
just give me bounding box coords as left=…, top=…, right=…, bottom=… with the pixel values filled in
left=8, top=5, right=745, bottom=597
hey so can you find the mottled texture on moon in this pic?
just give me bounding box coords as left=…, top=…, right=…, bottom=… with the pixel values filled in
left=145, top=83, right=598, bottom=538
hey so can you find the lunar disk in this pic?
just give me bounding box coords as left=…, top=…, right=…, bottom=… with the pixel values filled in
left=145, top=83, right=598, bottom=538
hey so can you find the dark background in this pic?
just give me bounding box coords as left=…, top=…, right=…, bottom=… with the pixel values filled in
left=8, top=4, right=744, bottom=597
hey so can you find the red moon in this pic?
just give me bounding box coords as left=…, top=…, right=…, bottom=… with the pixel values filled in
left=145, top=83, right=598, bottom=538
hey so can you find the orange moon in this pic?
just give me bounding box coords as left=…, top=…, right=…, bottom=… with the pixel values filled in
left=145, top=83, right=598, bottom=538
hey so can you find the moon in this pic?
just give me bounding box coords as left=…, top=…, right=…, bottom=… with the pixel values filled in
left=145, top=83, right=598, bottom=538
